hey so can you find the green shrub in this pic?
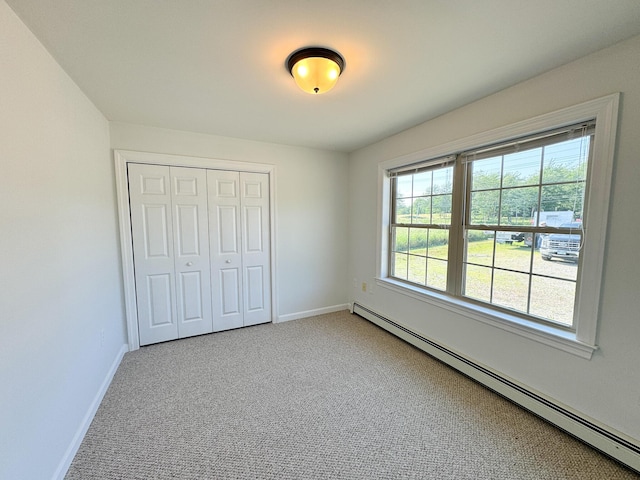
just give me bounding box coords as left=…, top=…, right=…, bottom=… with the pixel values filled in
left=393, top=228, right=449, bottom=252
left=395, top=227, right=488, bottom=252
left=467, top=230, right=486, bottom=243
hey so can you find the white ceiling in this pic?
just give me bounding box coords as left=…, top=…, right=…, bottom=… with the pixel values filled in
left=7, top=0, right=640, bottom=152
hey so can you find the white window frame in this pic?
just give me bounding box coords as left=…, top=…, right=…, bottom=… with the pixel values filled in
left=376, top=94, right=619, bottom=359
left=388, top=156, right=456, bottom=292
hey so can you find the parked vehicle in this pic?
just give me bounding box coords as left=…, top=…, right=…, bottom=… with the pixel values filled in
left=533, top=210, right=575, bottom=227
left=494, top=231, right=526, bottom=244
left=539, top=222, right=582, bottom=262
left=525, top=211, right=575, bottom=247
left=495, top=231, right=518, bottom=244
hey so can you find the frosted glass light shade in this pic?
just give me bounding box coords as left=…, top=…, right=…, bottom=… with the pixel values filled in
left=287, top=47, right=344, bottom=95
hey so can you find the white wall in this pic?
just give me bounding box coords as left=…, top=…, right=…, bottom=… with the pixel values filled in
left=110, top=122, right=349, bottom=319
left=348, top=34, right=640, bottom=443
left=7, top=0, right=636, bottom=473
left=0, top=2, right=127, bottom=479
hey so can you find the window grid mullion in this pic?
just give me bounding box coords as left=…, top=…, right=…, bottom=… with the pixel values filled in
left=446, top=156, right=466, bottom=296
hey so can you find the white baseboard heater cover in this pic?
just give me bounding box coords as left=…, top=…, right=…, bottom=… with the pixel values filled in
left=352, top=303, right=640, bottom=474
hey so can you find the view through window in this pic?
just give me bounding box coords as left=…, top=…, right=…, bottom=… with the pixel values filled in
left=391, top=161, right=454, bottom=291
left=389, top=123, right=594, bottom=329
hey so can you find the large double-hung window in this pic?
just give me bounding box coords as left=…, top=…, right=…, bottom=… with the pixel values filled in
left=460, top=124, right=593, bottom=326
left=381, top=96, right=618, bottom=357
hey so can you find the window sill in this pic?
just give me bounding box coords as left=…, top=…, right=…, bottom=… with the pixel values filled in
left=375, top=277, right=597, bottom=359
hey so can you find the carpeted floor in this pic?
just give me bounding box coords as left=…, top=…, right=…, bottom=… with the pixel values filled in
left=65, top=310, right=638, bottom=479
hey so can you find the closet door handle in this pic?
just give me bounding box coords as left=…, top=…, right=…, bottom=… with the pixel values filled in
left=225, top=260, right=232, bottom=264
left=186, top=262, right=193, bottom=267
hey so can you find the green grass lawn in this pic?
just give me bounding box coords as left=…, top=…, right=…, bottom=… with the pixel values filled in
left=392, top=238, right=576, bottom=325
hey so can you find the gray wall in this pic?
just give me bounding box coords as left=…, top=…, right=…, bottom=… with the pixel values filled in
left=348, top=34, right=640, bottom=443
left=0, top=2, right=127, bottom=478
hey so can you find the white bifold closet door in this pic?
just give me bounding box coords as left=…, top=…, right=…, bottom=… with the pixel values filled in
left=129, top=164, right=213, bottom=346
left=128, top=163, right=271, bottom=346
left=208, top=170, right=271, bottom=331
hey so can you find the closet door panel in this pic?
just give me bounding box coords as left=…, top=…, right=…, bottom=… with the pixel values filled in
left=218, top=206, right=239, bottom=254
left=246, top=265, right=265, bottom=312
left=177, top=271, right=205, bottom=320
left=142, top=205, right=172, bottom=257
left=208, top=170, right=244, bottom=331
left=174, top=205, right=200, bottom=255
left=244, top=206, right=263, bottom=252
left=128, top=163, right=178, bottom=345
left=241, top=172, right=271, bottom=326
left=146, top=274, right=174, bottom=326
left=170, top=167, right=213, bottom=339
left=220, top=268, right=241, bottom=315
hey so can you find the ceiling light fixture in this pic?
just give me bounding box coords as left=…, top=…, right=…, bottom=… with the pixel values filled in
left=286, top=47, right=345, bottom=95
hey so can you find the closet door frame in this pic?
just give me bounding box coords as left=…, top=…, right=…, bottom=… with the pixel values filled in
left=115, top=149, right=277, bottom=351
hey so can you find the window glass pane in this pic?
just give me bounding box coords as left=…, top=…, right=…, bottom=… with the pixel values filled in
left=411, top=197, right=431, bottom=224
left=463, top=264, right=492, bottom=302
left=540, top=230, right=581, bottom=262
left=427, top=229, right=449, bottom=260
left=394, top=198, right=411, bottom=224
left=408, top=228, right=427, bottom=256
left=542, top=137, right=589, bottom=185
left=471, top=157, right=501, bottom=191
left=500, top=186, right=539, bottom=226
left=492, top=270, right=529, bottom=313
left=529, top=276, right=575, bottom=326
left=407, top=255, right=426, bottom=285
left=502, top=148, right=542, bottom=187
left=532, top=243, right=579, bottom=280
left=494, top=240, right=531, bottom=274
left=433, top=167, right=453, bottom=194
left=426, top=258, right=447, bottom=290
left=465, top=232, right=494, bottom=267
left=391, top=164, right=452, bottom=292
left=432, top=194, right=452, bottom=225
left=540, top=184, right=585, bottom=219
left=470, top=190, right=500, bottom=224
left=540, top=137, right=589, bottom=221
left=392, top=252, right=408, bottom=280
left=532, top=211, right=576, bottom=228
left=413, top=171, right=432, bottom=196
left=393, top=227, right=408, bottom=253
left=396, top=175, right=412, bottom=198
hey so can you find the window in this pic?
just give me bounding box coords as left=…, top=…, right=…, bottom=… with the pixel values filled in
left=461, top=124, right=593, bottom=327
left=378, top=95, right=619, bottom=357
left=390, top=157, right=454, bottom=291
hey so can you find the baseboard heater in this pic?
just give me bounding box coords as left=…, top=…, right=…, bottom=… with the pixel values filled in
left=351, top=302, right=640, bottom=474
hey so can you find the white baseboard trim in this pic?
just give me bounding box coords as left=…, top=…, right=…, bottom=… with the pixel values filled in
left=276, top=304, right=350, bottom=323
left=352, top=303, right=640, bottom=474
left=52, top=344, right=128, bottom=480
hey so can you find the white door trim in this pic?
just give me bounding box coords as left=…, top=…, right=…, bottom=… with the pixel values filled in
left=114, top=149, right=278, bottom=350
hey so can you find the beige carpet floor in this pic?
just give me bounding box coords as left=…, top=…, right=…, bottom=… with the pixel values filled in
left=65, top=310, right=638, bottom=479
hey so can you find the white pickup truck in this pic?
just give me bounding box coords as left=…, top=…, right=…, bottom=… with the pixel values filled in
left=495, top=231, right=521, bottom=244
left=524, top=211, right=575, bottom=247
left=494, top=211, right=575, bottom=246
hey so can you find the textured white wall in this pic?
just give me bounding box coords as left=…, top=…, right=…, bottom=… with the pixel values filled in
left=0, top=2, right=127, bottom=479
left=348, top=34, right=640, bottom=442
left=109, top=122, right=349, bottom=318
